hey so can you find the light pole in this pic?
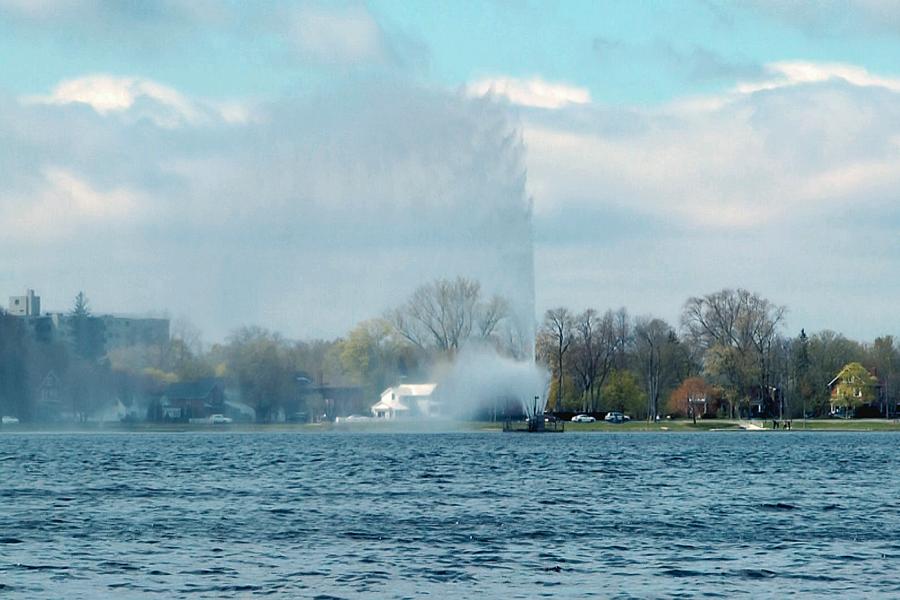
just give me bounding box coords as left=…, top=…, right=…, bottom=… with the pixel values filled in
left=782, top=339, right=791, bottom=425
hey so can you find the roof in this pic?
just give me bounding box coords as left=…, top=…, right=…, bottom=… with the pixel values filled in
left=375, top=383, right=438, bottom=412
left=828, top=365, right=879, bottom=389
left=164, top=378, right=223, bottom=400
left=393, top=384, right=437, bottom=397
left=40, top=370, right=60, bottom=387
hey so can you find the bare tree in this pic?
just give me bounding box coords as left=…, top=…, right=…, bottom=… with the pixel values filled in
left=538, top=308, right=573, bottom=412
left=477, top=295, right=510, bottom=339
left=681, top=289, right=786, bottom=417
left=389, top=277, right=511, bottom=356
left=592, top=309, right=626, bottom=412
left=564, top=308, right=631, bottom=413
left=612, top=307, right=632, bottom=371
left=571, top=309, right=611, bottom=412
left=570, top=309, right=601, bottom=413
left=634, top=317, right=686, bottom=420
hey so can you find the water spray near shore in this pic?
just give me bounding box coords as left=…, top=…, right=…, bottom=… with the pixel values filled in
left=430, top=345, right=549, bottom=420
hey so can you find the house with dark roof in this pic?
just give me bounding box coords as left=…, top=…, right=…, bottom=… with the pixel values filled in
left=157, top=378, right=225, bottom=421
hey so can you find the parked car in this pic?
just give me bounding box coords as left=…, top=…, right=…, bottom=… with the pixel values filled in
left=208, top=414, right=233, bottom=424
left=604, top=412, right=630, bottom=423
left=571, top=414, right=596, bottom=423
left=341, top=415, right=372, bottom=423
left=1, top=416, right=19, bottom=425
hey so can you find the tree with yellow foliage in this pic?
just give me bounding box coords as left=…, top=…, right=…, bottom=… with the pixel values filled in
left=831, top=362, right=878, bottom=415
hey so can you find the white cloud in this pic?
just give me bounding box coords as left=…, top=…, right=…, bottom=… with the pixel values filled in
left=520, top=60, right=900, bottom=230
left=43, top=168, right=136, bottom=218
left=524, top=123, right=785, bottom=228
left=24, top=74, right=249, bottom=128
left=466, top=76, right=591, bottom=109
left=215, top=101, right=255, bottom=125
left=1, top=78, right=533, bottom=340
left=7, top=61, right=900, bottom=341
left=4, top=168, right=142, bottom=240
left=737, top=61, right=900, bottom=94
left=512, top=59, right=900, bottom=338
left=667, top=61, right=900, bottom=112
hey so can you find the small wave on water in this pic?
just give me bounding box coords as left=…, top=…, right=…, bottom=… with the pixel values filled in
left=1, top=431, right=899, bottom=598
left=759, top=501, right=798, bottom=511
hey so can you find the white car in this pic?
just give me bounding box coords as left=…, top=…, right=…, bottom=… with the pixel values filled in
left=341, top=415, right=372, bottom=423
left=1, top=416, right=19, bottom=425
left=208, top=414, right=233, bottom=424
left=571, top=414, right=596, bottom=423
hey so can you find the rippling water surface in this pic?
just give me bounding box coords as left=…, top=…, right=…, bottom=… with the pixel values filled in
left=2, top=431, right=899, bottom=598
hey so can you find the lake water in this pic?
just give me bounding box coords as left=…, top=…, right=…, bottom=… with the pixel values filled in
left=1, top=431, right=899, bottom=599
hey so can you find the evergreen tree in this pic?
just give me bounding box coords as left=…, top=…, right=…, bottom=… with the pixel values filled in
left=69, top=292, right=106, bottom=362
left=72, top=291, right=90, bottom=318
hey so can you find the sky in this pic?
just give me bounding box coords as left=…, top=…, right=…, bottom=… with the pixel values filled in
left=2, top=0, right=900, bottom=343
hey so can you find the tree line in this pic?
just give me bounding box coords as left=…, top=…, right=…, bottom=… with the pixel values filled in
left=0, top=278, right=524, bottom=422
left=2, top=282, right=897, bottom=422
left=0, top=292, right=110, bottom=421
left=538, top=288, right=900, bottom=420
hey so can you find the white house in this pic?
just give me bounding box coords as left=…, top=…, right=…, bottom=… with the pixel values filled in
left=371, top=384, right=438, bottom=419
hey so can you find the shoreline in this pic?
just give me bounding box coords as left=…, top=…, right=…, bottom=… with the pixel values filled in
left=2, top=418, right=900, bottom=434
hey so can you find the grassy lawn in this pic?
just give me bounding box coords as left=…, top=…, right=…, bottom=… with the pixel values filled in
left=780, top=419, right=900, bottom=431
left=558, top=418, right=900, bottom=432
